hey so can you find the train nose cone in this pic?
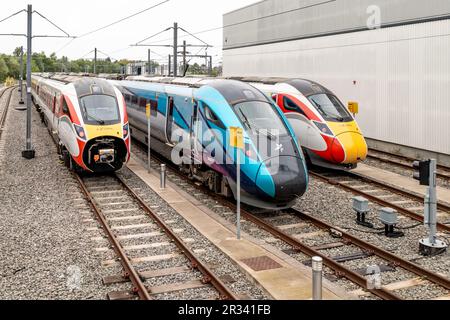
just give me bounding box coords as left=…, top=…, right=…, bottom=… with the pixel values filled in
left=256, top=156, right=308, bottom=203
left=332, top=132, right=368, bottom=164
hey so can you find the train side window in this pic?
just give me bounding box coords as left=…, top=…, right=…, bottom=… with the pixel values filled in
left=284, top=97, right=307, bottom=117
left=139, top=97, right=147, bottom=108
left=131, top=96, right=138, bottom=105
left=149, top=99, right=158, bottom=109
left=204, top=104, right=225, bottom=129
left=62, top=98, right=70, bottom=115
left=52, top=96, right=57, bottom=113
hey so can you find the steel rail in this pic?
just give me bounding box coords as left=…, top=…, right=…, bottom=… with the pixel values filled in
left=287, top=208, right=450, bottom=291
left=367, top=153, right=450, bottom=180
left=310, top=171, right=450, bottom=232
left=136, top=143, right=450, bottom=299
left=369, top=148, right=450, bottom=173
left=239, top=207, right=402, bottom=300
left=114, top=173, right=238, bottom=300
left=141, top=150, right=401, bottom=300
left=74, top=174, right=152, bottom=300
left=0, top=86, right=16, bottom=140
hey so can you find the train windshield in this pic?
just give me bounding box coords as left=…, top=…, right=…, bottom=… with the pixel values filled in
left=80, top=95, right=120, bottom=125
left=308, top=94, right=353, bottom=122
left=234, top=101, right=289, bottom=137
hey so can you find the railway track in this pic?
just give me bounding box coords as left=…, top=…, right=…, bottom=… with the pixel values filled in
left=131, top=141, right=450, bottom=300
left=310, top=170, right=450, bottom=233
left=75, top=172, right=237, bottom=300
left=0, top=86, right=16, bottom=140
left=367, top=149, right=450, bottom=181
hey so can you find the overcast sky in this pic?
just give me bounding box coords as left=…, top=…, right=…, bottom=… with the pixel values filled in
left=0, top=0, right=256, bottom=65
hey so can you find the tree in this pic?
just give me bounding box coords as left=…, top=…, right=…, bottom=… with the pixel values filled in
left=13, top=47, right=22, bottom=57
left=0, top=57, right=10, bottom=81
left=2, top=56, right=20, bottom=78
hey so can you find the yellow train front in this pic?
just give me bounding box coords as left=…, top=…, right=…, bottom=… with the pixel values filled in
left=31, top=74, right=130, bottom=173
left=247, top=78, right=368, bottom=170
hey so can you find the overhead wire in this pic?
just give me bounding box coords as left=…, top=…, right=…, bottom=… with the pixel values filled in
left=33, top=10, right=72, bottom=38
left=0, top=9, right=26, bottom=25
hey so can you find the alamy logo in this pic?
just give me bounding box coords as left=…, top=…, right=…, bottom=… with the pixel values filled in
left=170, top=123, right=284, bottom=174
left=366, top=5, right=381, bottom=30
left=275, top=143, right=284, bottom=153
left=366, top=265, right=382, bottom=290
left=66, top=265, right=82, bottom=292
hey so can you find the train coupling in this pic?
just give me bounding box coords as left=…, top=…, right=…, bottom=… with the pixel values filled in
left=96, top=149, right=115, bottom=164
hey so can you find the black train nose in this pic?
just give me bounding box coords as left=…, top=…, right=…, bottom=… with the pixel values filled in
left=256, top=156, right=308, bottom=204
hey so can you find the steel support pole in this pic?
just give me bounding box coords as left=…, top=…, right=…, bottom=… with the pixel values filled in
left=312, top=257, right=323, bottom=300
left=173, top=22, right=178, bottom=77
left=19, top=46, right=24, bottom=103
left=148, top=115, right=151, bottom=173
left=420, top=159, right=447, bottom=255
left=94, top=48, right=97, bottom=74
left=148, top=49, right=151, bottom=75
left=168, top=55, right=171, bottom=76
left=236, top=149, right=241, bottom=240
left=22, top=4, right=35, bottom=159
left=16, top=46, right=26, bottom=110
left=160, top=164, right=166, bottom=189
left=208, top=55, right=212, bottom=76
left=429, top=160, right=438, bottom=244
left=183, top=40, right=186, bottom=75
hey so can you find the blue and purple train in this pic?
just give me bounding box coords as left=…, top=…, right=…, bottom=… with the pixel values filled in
left=111, top=76, right=309, bottom=210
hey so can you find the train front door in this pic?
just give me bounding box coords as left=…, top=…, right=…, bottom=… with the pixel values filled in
left=190, top=101, right=202, bottom=164
left=165, top=96, right=176, bottom=146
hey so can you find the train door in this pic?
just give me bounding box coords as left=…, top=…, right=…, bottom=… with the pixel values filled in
left=190, top=101, right=202, bottom=164
left=52, top=94, right=59, bottom=135
left=165, top=96, right=175, bottom=146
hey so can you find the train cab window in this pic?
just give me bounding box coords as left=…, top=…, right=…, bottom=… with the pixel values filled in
left=131, top=96, right=138, bottom=105
left=234, top=101, right=289, bottom=137
left=62, top=98, right=70, bottom=115
left=124, top=94, right=131, bottom=103
left=284, top=97, right=307, bottom=117
left=308, top=94, right=353, bottom=122
left=204, top=104, right=225, bottom=129
left=80, top=95, right=120, bottom=125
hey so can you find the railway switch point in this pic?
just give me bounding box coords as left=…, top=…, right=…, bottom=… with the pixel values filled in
left=379, top=208, right=404, bottom=238
left=352, top=196, right=373, bottom=228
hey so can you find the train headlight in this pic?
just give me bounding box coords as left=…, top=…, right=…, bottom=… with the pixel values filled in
left=313, top=121, right=334, bottom=136
left=123, top=123, right=130, bottom=139
left=74, top=124, right=86, bottom=140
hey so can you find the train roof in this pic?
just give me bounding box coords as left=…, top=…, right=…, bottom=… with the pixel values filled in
left=123, top=76, right=270, bottom=105
left=32, top=73, right=117, bottom=97
left=225, top=77, right=333, bottom=97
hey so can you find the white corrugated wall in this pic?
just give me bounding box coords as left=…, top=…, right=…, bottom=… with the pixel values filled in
left=223, top=20, right=450, bottom=155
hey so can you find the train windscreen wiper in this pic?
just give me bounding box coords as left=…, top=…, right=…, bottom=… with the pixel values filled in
left=239, top=109, right=252, bottom=130
left=82, top=103, right=105, bottom=125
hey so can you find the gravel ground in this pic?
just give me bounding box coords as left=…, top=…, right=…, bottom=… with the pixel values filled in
left=133, top=141, right=450, bottom=300
left=364, top=156, right=450, bottom=189
left=294, top=176, right=450, bottom=299
left=116, top=168, right=271, bottom=300
left=0, top=94, right=110, bottom=299
left=131, top=142, right=353, bottom=299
